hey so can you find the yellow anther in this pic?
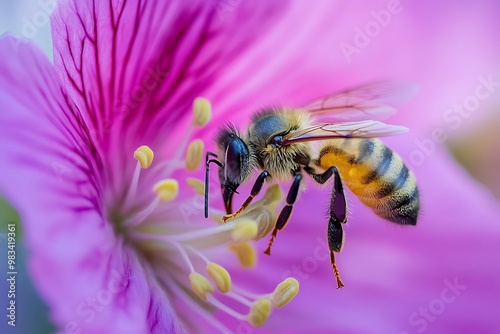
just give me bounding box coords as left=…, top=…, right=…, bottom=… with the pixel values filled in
left=206, top=262, right=231, bottom=293
left=231, top=219, right=258, bottom=243
left=229, top=243, right=257, bottom=268
left=192, top=97, right=212, bottom=127
left=185, top=140, right=204, bottom=171
left=189, top=272, right=214, bottom=301
left=186, top=177, right=205, bottom=196
left=236, top=185, right=282, bottom=240
left=256, top=184, right=282, bottom=207
left=255, top=211, right=274, bottom=240
left=153, top=179, right=179, bottom=201
left=134, top=145, right=154, bottom=169
left=247, top=299, right=272, bottom=327
left=271, top=277, right=299, bottom=308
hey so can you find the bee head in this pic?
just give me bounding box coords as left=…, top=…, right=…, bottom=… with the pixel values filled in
left=216, top=124, right=251, bottom=213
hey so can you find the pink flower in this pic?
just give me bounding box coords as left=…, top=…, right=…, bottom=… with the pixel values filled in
left=1, top=1, right=500, bottom=334
left=0, top=1, right=306, bottom=332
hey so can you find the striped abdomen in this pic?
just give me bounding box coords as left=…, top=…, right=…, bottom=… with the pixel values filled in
left=315, top=138, right=419, bottom=225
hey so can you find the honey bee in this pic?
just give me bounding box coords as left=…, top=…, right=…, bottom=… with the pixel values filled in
left=204, top=82, right=419, bottom=288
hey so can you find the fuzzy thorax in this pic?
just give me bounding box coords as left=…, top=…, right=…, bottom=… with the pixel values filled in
left=248, top=108, right=313, bottom=180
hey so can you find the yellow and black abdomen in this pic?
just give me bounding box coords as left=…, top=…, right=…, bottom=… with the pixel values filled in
left=315, top=138, right=419, bottom=225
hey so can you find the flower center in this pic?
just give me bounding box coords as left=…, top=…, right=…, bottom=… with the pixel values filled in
left=112, top=98, right=300, bottom=331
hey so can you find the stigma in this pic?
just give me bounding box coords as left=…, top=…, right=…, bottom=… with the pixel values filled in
left=115, top=97, right=299, bottom=331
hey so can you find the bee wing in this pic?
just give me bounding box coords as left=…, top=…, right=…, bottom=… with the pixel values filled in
left=282, top=120, right=408, bottom=145
left=300, top=81, right=418, bottom=122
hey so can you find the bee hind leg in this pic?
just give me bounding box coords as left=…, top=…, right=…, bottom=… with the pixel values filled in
left=264, top=172, right=302, bottom=255
left=304, top=165, right=334, bottom=184
left=328, top=218, right=345, bottom=289
left=306, top=165, right=347, bottom=288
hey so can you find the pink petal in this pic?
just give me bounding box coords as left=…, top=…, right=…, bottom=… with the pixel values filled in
left=198, top=0, right=500, bottom=136
left=51, top=0, right=300, bottom=200
left=51, top=0, right=290, bottom=154
left=0, top=37, right=178, bottom=333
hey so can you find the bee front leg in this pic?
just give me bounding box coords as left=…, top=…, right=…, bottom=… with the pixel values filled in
left=222, top=171, right=270, bottom=222
left=264, top=172, right=302, bottom=255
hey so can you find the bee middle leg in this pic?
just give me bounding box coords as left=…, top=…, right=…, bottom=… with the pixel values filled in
left=264, top=172, right=302, bottom=255
left=222, top=171, right=270, bottom=222
left=305, top=165, right=346, bottom=288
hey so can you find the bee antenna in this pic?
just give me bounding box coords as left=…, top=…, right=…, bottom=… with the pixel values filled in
left=204, top=152, right=222, bottom=218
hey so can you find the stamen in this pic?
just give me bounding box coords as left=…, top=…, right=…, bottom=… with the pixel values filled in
left=271, top=277, right=300, bottom=308
left=161, top=98, right=212, bottom=176
left=126, top=179, right=178, bottom=226
left=174, top=242, right=195, bottom=273
left=124, top=161, right=143, bottom=210
left=231, top=219, right=258, bottom=243
left=255, top=211, right=275, bottom=240
left=134, top=145, right=154, bottom=169
left=185, top=140, right=204, bottom=171
left=247, top=299, right=272, bottom=327
left=153, top=179, right=179, bottom=201
left=207, top=295, right=247, bottom=321
left=206, top=262, right=231, bottom=293
left=231, top=285, right=263, bottom=300
left=186, top=177, right=205, bottom=196
left=162, top=97, right=211, bottom=176
left=168, top=223, right=235, bottom=242
left=210, top=211, right=226, bottom=225
left=186, top=245, right=211, bottom=264
left=162, top=273, right=233, bottom=334
left=192, top=97, right=212, bottom=127
left=119, top=101, right=297, bottom=332
left=125, top=197, right=160, bottom=227
left=124, top=145, right=155, bottom=209
left=229, top=243, right=257, bottom=268
left=189, top=272, right=214, bottom=301
left=225, top=291, right=253, bottom=307
left=235, top=185, right=282, bottom=239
